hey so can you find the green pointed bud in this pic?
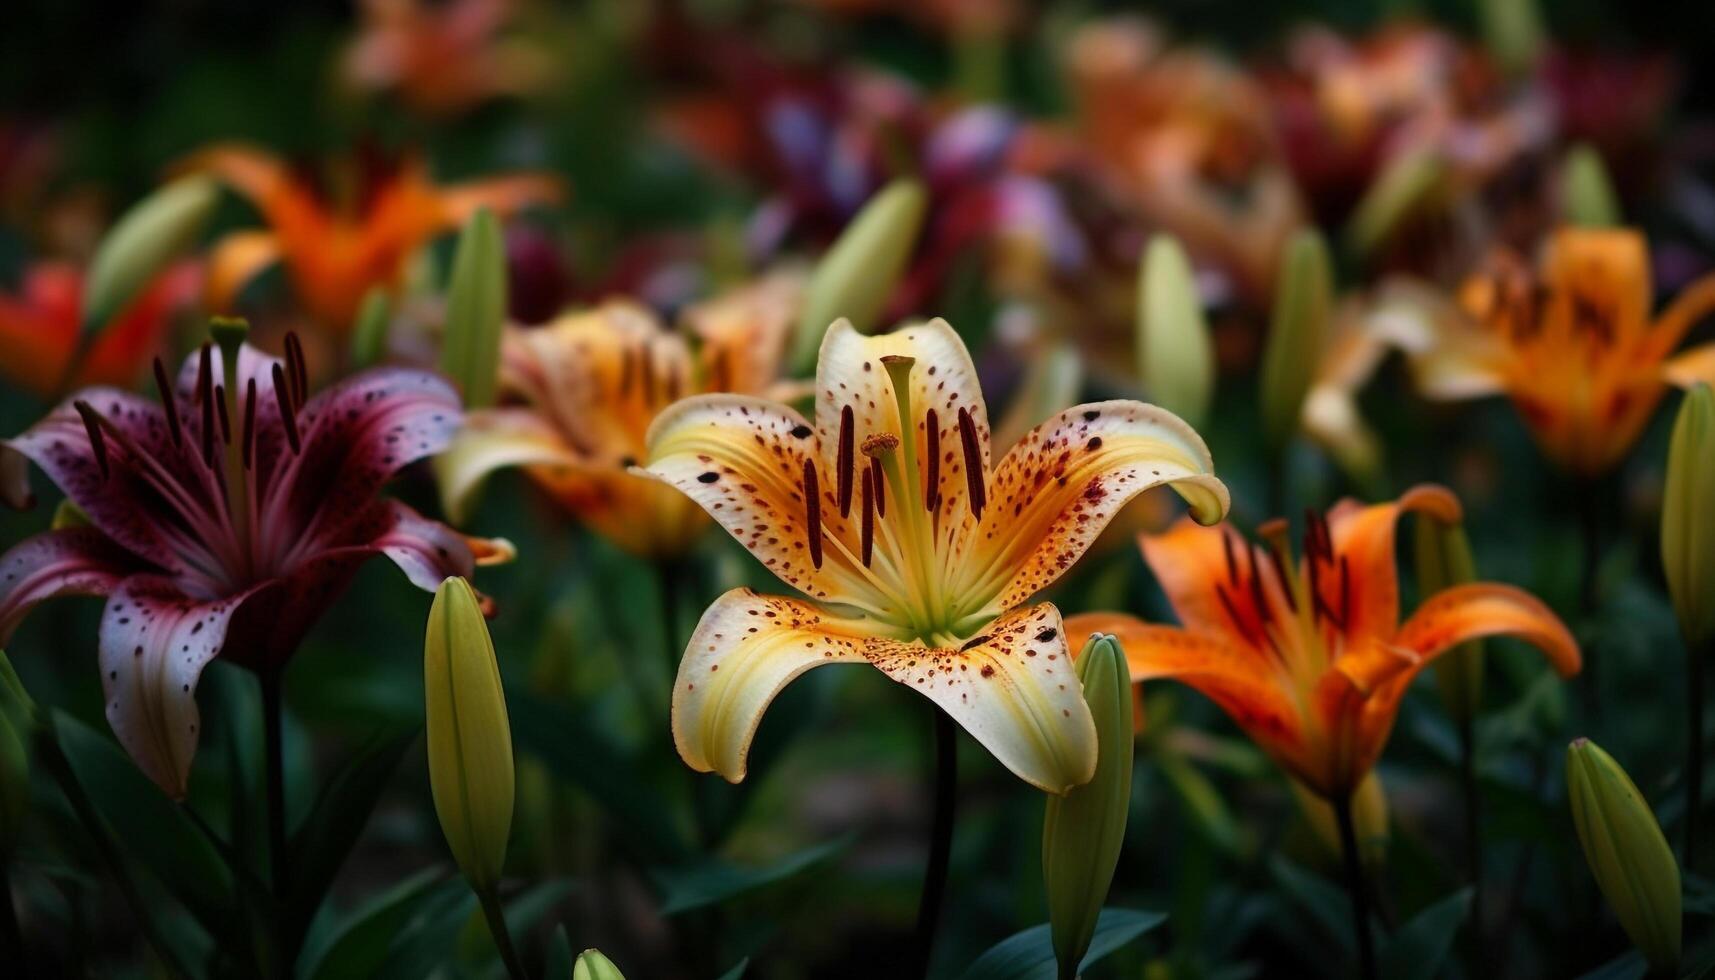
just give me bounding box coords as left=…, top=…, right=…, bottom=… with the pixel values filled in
left=573, top=948, right=627, bottom=980
left=1289, top=772, right=1389, bottom=868
left=1562, top=144, right=1621, bottom=228
left=81, top=174, right=219, bottom=341
left=1663, top=384, right=1715, bottom=644
left=351, top=286, right=392, bottom=368
left=1259, top=229, right=1332, bottom=452
left=790, top=178, right=927, bottom=371
left=1346, top=150, right=1446, bottom=259
left=1480, top=0, right=1544, bottom=77
left=1138, top=234, right=1214, bottom=428
left=1415, top=511, right=1485, bottom=724
left=441, top=208, right=507, bottom=409
left=51, top=498, right=92, bottom=530
left=425, top=576, right=515, bottom=893
left=1043, top=634, right=1134, bottom=980
left=1566, top=738, right=1681, bottom=972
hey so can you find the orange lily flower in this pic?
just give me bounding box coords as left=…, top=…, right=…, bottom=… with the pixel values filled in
left=436, top=272, right=806, bottom=559
left=1382, top=227, right=1715, bottom=475
left=186, top=144, right=561, bottom=329
left=344, top=0, right=554, bottom=116
left=1066, top=19, right=1304, bottom=306
left=1067, top=486, right=1579, bottom=799
left=0, top=260, right=199, bottom=398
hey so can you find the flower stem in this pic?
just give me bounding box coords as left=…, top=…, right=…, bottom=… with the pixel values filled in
left=1333, top=791, right=1378, bottom=980
left=260, top=668, right=287, bottom=898
left=478, top=886, right=531, bottom=980
left=1687, top=636, right=1707, bottom=873
left=910, top=707, right=957, bottom=979
left=1576, top=484, right=1602, bottom=723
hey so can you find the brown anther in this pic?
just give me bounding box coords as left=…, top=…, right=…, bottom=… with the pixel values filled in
left=837, top=405, right=854, bottom=518
left=957, top=407, right=985, bottom=520
left=801, top=458, right=822, bottom=570
left=214, top=384, right=231, bottom=445
left=242, top=379, right=257, bottom=470
left=198, top=344, right=215, bottom=467
left=73, top=401, right=109, bottom=479
left=924, top=408, right=940, bottom=514
left=860, top=432, right=899, bottom=456
left=869, top=456, right=885, bottom=517
left=285, top=331, right=308, bottom=406
left=272, top=364, right=301, bottom=454
left=860, top=467, right=874, bottom=567
left=153, top=358, right=182, bottom=447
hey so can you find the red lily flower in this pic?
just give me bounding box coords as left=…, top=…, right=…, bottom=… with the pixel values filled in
left=0, top=332, right=492, bottom=796
left=0, top=260, right=200, bottom=398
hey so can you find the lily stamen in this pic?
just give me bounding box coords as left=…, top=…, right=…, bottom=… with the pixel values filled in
left=73, top=401, right=110, bottom=479
left=198, top=344, right=215, bottom=467
left=154, top=358, right=183, bottom=448
left=272, top=363, right=302, bottom=454
left=801, top=457, right=823, bottom=570
left=837, top=405, right=855, bottom=518
left=924, top=408, right=940, bottom=514
left=957, top=406, right=986, bottom=520
left=241, top=380, right=257, bottom=471
left=860, top=466, right=875, bottom=567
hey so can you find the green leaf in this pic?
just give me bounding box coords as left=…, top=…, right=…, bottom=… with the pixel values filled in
left=283, top=728, right=418, bottom=951
left=1378, top=888, right=1472, bottom=980
left=52, top=710, right=236, bottom=940
left=716, top=957, right=751, bottom=980
left=955, top=908, right=1165, bottom=980
left=298, top=868, right=454, bottom=980
left=649, top=833, right=854, bottom=916
left=509, top=691, right=689, bottom=862
left=1268, top=858, right=1364, bottom=959
left=440, top=207, right=507, bottom=408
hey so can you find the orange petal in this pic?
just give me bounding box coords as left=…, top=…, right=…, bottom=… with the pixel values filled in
left=1325, top=483, right=1462, bottom=642
left=438, top=173, right=565, bottom=227
left=1138, top=516, right=1264, bottom=650
left=683, top=268, right=804, bottom=397
left=204, top=230, right=282, bottom=314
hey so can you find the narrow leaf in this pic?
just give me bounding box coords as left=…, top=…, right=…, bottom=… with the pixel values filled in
left=650, top=833, right=854, bottom=915
left=955, top=908, right=1165, bottom=980
left=1378, top=888, right=1472, bottom=980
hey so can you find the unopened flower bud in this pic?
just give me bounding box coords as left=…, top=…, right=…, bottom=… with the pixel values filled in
left=791, top=178, right=927, bottom=371
left=573, top=948, right=627, bottom=980
left=1260, top=229, right=1332, bottom=451
left=441, top=208, right=507, bottom=409
left=1138, top=234, right=1214, bottom=428
left=1663, top=384, right=1715, bottom=644
left=425, top=576, right=515, bottom=893
left=1562, top=144, right=1620, bottom=228
left=1566, top=738, right=1681, bottom=972
left=82, top=174, right=219, bottom=340
left=1044, top=634, right=1134, bottom=979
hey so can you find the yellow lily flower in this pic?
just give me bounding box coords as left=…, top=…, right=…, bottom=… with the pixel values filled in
left=642, top=317, right=1229, bottom=794
left=437, top=272, right=805, bottom=559
left=184, top=143, right=561, bottom=329
left=1381, top=227, right=1715, bottom=475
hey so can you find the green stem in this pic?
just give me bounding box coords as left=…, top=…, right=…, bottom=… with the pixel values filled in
left=260, top=667, right=288, bottom=977
left=1688, top=635, right=1706, bottom=873
left=909, top=708, right=957, bottom=979
left=479, top=886, right=531, bottom=980
left=1334, top=792, right=1378, bottom=980
left=1577, top=484, right=1602, bottom=724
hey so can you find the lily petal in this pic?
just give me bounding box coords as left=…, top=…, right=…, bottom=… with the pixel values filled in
left=99, top=576, right=256, bottom=798
left=672, top=589, right=869, bottom=783
left=1325, top=484, right=1462, bottom=642
left=0, top=529, right=138, bottom=641
left=366, top=499, right=479, bottom=592
left=1063, top=611, right=1306, bottom=767
left=1139, top=516, right=1269, bottom=649
left=868, top=604, right=1097, bottom=795
left=644, top=395, right=882, bottom=608
left=684, top=268, right=803, bottom=397
left=205, top=230, right=282, bottom=313
left=1665, top=341, right=1715, bottom=388
left=959, top=400, right=1229, bottom=612
left=437, top=174, right=565, bottom=226
left=435, top=408, right=578, bottom=524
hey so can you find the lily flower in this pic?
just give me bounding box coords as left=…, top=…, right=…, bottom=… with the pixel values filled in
left=642, top=317, right=1229, bottom=794
left=437, top=275, right=805, bottom=559
left=1381, top=227, right=1715, bottom=475
left=344, top=0, right=554, bottom=117
left=186, top=144, right=561, bottom=329
left=0, top=327, right=495, bottom=796
left=0, top=259, right=199, bottom=398
left=1066, top=486, right=1578, bottom=798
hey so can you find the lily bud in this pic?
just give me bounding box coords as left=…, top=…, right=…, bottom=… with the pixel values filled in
left=1566, top=738, right=1681, bottom=972
left=1346, top=150, right=1446, bottom=260
left=1415, top=509, right=1485, bottom=724
left=1663, top=384, right=1715, bottom=644
left=790, top=178, right=927, bottom=371
left=1043, top=634, right=1134, bottom=980
left=81, top=174, right=219, bottom=340
left=1289, top=772, right=1389, bottom=868
left=425, top=576, right=515, bottom=893
left=441, top=208, right=507, bottom=409
left=1562, top=144, right=1620, bottom=229
left=573, top=948, right=627, bottom=980
left=1479, top=0, right=1544, bottom=77
left=1259, top=229, right=1332, bottom=451
left=1138, top=234, right=1214, bottom=428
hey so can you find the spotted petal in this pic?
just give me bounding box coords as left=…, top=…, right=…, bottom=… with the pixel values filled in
left=0, top=529, right=138, bottom=641
left=954, top=401, right=1229, bottom=614
left=99, top=576, right=257, bottom=798
left=675, top=591, right=1096, bottom=794
left=434, top=408, right=579, bottom=524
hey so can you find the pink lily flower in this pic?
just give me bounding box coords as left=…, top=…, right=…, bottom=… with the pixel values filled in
left=0, top=328, right=494, bottom=797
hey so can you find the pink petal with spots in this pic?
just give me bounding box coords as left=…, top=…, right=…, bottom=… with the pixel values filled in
left=0, top=529, right=139, bottom=641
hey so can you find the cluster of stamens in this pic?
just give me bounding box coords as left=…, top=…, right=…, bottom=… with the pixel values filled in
left=1212, top=510, right=1352, bottom=660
